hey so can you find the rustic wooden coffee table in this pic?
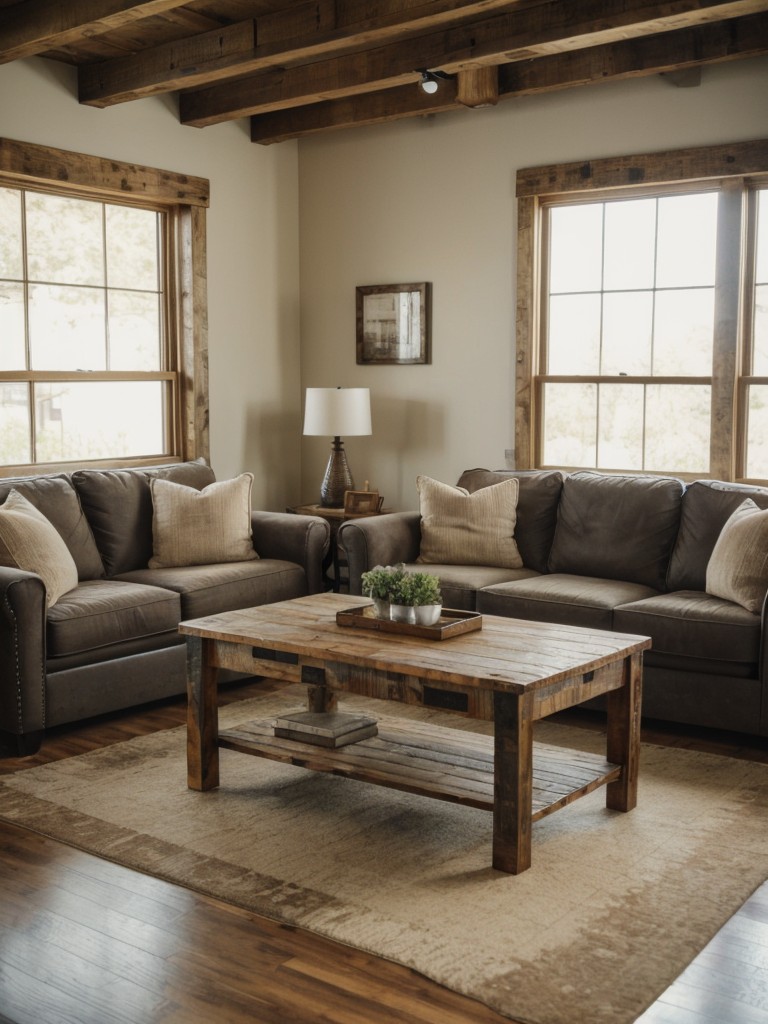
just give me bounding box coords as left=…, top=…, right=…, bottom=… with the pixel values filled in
left=180, top=593, right=650, bottom=874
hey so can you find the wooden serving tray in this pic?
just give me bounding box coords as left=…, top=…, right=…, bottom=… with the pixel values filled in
left=335, top=604, right=483, bottom=640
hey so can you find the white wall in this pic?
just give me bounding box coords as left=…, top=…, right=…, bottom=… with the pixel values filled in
left=0, top=57, right=301, bottom=510
left=298, top=57, right=768, bottom=511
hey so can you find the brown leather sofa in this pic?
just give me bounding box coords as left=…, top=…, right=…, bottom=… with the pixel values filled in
left=339, top=468, right=768, bottom=737
left=0, top=459, right=330, bottom=756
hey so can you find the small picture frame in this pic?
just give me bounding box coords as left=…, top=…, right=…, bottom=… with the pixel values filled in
left=344, top=489, right=380, bottom=515
left=356, top=283, right=431, bottom=365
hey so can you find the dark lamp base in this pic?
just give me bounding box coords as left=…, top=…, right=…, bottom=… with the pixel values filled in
left=320, top=437, right=354, bottom=508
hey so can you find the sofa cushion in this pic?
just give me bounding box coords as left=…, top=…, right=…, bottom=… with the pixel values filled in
left=547, top=471, right=683, bottom=590
left=705, top=499, right=768, bottom=614
left=400, top=563, right=540, bottom=612
left=416, top=475, right=523, bottom=569
left=47, top=579, right=181, bottom=658
left=614, top=591, right=760, bottom=667
left=73, top=459, right=216, bottom=575
left=0, top=490, right=79, bottom=607
left=118, top=560, right=307, bottom=619
left=149, top=474, right=258, bottom=569
left=0, top=473, right=104, bottom=580
left=668, top=479, right=768, bottom=592
left=456, top=468, right=564, bottom=573
left=478, top=574, right=658, bottom=630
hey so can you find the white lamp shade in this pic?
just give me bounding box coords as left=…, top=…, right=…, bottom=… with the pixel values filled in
left=303, top=387, right=372, bottom=437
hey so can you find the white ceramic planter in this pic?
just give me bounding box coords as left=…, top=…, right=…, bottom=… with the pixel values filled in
left=414, top=604, right=443, bottom=626
left=390, top=604, right=416, bottom=624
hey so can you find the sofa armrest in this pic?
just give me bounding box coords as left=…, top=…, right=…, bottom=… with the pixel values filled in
left=250, top=511, right=330, bottom=595
left=339, top=512, right=422, bottom=595
left=0, top=567, right=47, bottom=752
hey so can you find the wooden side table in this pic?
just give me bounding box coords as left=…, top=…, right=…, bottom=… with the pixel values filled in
left=287, top=504, right=390, bottom=592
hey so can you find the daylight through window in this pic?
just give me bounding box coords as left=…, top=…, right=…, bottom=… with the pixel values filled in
left=0, top=188, right=169, bottom=466
left=515, top=140, right=768, bottom=483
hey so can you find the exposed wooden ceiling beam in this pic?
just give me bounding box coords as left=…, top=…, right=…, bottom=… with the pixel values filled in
left=79, top=20, right=257, bottom=105
left=249, top=12, right=768, bottom=144
left=498, top=11, right=768, bottom=96
left=0, top=0, right=193, bottom=63
left=78, top=0, right=535, bottom=107
left=250, top=80, right=462, bottom=145
left=181, top=0, right=768, bottom=127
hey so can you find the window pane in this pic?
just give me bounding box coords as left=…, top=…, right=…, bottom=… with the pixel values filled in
left=754, top=284, right=768, bottom=376
left=542, top=383, right=596, bottom=466
left=547, top=294, right=600, bottom=373
left=28, top=284, right=106, bottom=370
left=746, top=385, right=768, bottom=479
left=0, top=383, right=30, bottom=464
left=644, top=384, right=710, bottom=473
left=603, top=198, right=656, bottom=291
left=106, top=205, right=159, bottom=291
left=549, top=205, right=602, bottom=293
left=655, top=193, right=717, bottom=288
left=756, top=190, right=768, bottom=283
left=597, top=384, right=644, bottom=470
left=26, top=193, right=104, bottom=286
left=0, top=281, right=26, bottom=369
left=108, top=290, right=161, bottom=370
left=653, top=288, right=714, bottom=376
left=601, top=292, right=653, bottom=374
left=754, top=191, right=768, bottom=376
left=34, top=382, right=165, bottom=461
left=0, top=187, right=23, bottom=280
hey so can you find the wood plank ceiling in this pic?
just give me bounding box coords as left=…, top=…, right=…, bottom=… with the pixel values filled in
left=1, top=1, right=767, bottom=144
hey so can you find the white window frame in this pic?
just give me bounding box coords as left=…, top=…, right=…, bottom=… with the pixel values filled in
left=0, top=137, right=210, bottom=476
left=515, top=138, right=768, bottom=483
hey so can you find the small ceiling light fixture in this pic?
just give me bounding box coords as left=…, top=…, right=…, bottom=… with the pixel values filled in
left=417, top=69, right=452, bottom=94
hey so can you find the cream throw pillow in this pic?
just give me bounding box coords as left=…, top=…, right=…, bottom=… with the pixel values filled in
left=149, top=474, right=258, bottom=569
left=706, top=498, right=768, bottom=613
left=0, top=490, right=78, bottom=607
left=416, top=475, right=523, bottom=569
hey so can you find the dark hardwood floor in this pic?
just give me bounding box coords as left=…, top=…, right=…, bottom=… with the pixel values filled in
left=0, top=679, right=767, bottom=1023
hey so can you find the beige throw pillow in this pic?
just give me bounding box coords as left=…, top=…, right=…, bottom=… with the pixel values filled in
left=149, top=474, right=258, bottom=569
left=706, top=498, right=768, bottom=614
left=416, top=475, right=523, bottom=569
left=0, top=489, right=78, bottom=607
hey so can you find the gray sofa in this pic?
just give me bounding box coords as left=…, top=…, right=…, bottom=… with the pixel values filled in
left=339, top=468, right=768, bottom=737
left=0, top=459, right=330, bottom=756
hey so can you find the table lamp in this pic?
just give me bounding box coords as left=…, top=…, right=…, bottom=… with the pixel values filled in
left=303, top=387, right=372, bottom=507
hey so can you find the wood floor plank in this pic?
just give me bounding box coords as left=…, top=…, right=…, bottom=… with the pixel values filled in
left=1, top=680, right=768, bottom=1023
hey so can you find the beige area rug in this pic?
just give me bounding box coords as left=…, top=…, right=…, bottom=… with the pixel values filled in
left=2, top=686, right=768, bottom=1024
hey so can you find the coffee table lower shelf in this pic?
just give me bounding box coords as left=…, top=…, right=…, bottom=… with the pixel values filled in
left=219, top=716, right=622, bottom=818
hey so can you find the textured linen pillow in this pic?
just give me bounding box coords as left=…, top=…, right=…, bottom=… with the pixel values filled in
left=706, top=498, right=768, bottom=613
left=0, top=489, right=79, bottom=607
left=149, top=474, right=258, bottom=569
left=416, top=475, right=523, bottom=569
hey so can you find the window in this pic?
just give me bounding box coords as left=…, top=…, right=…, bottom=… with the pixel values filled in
left=746, top=188, right=768, bottom=479
left=515, top=139, right=768, bottom=482
left=0, top=138, right=210, bottom=475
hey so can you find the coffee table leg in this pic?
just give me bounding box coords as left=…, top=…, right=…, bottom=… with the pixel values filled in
left=492, top=691, right=533, bottom=873
left=605, top=651, right=643, bottom=812
left=186, top=635, right=220, bottom=791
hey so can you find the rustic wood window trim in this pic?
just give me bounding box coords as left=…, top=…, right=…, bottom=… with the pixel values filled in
left=515, top=138, right=768, bottom=482
left=0, top=137, right=210, bottom=476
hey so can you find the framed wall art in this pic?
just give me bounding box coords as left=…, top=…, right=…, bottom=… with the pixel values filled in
left=356, top=282, right=431, bottom=365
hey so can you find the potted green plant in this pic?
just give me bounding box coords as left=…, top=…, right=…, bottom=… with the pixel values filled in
left=389, top=571, right=443, bottom=625
left=361, top=563, right=406, bottom=619
left=404, top=572, right=443, bottom=626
